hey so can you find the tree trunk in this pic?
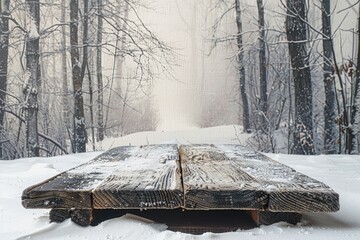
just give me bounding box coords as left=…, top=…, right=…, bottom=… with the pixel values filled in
left=321, top=0, right=337, bottom=154
left=285, top=0, right=314, bottom=155
left=86, top=1, right=96, bottom=150
left=97, top=0, right=104, bottom=142
left=61, top=0, right=70, bottom=145
left=70, top=0, right=86, bottom=153
left=256, top=0, right=268, bottom=128
left=0, top=0, right=10, bottom=158
left=87, top=64, right=95, bottom=151
left=350, top=3, right=360, bottom=154
left=235, top=0, right=251, bottom=133
left=24, top=0, right=40, bottom=157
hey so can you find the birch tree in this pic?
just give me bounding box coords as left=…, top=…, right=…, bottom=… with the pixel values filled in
left=0, top=0, right=10, bottom=158
left=285, top=0, right=314, bottom=155
left=24, top=0, right=40, bottom=157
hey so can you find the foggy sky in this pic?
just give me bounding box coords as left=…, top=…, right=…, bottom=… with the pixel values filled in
left=142, top=0, right=359, bottom=131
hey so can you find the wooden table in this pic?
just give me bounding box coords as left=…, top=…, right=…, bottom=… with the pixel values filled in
left=22, top=144, right=339, bottom=227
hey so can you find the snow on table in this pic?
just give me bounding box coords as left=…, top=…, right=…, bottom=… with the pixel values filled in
left=180, top=145, right=339, bottom=213
left=21, top=144, right=339, bottom=227
left=92, top=144, right=183, bottom=209
left=21, top=146, right=132, bottom=209
left=216, top=144, right=339, bottom=212
left=22, top=145, right=183, bottom=210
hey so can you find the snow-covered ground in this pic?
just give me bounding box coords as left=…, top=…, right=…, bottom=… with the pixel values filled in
left=98, top=125, right=249, bottom=150
left=1, top=125, right=360, bottom=240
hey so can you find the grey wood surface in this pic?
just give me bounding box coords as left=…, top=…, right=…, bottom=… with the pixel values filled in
left=180, top=145, right=268, bottom=210
left=216, top=144, right=339, bottom=212
left=92, top=144, right=183, bottom=209
left=22, top=144, right=339, bottom=214
left=22, top=146, right=138, bottom=209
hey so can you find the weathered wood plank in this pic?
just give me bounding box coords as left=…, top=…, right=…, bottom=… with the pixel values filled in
left=217, top=144, right=340, bottom=212
left=180, top=145, right=268, bottom=210
left=50, top=208, right=95, bottom=227
left=22, top=146, right=135, bottom=209
left=70, top=209, right=93, bottom=227
left=250, top=210, right=302, bottom=225
left=49, top=209, right=70, bottom=223
left=23, top=143, right=339, bottom=216
left=92, top=144, right=183, bottom=209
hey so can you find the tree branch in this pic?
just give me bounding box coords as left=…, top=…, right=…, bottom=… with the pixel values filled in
left=4, top=109, right=68, bottom=154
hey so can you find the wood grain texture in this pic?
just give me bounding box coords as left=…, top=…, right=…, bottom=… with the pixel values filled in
left=217, top=144, right=340, bottom=212
left=70, top=209, right=93, bottom=227
left=180, top=145, right=268, bottom=210
left=50, top=209, right=70, bottom=223
left=92, top=144, right=183, bottom=209
left=23, top=144, right=339, bottom=215
left=22, top=146, right=136, bottom=209
left=50, top=208, right=95, bottom=227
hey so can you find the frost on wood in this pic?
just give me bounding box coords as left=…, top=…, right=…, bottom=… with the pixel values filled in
left=22, top=144, right=339, bottom=228
left=9, top=143, right=359, bottom=237
left=180, top=144, right=338, bottom=211
left=22, top=145, right=183, bottom=209
left=92, top=144, right=183, bottom=209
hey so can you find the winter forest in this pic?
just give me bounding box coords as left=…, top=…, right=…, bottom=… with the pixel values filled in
left=1, top=0, right=360, bottom=160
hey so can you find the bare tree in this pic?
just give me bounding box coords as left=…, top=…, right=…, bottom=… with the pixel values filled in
left=0, top=0, right=10, bottom=158
left=96, top=0, right=104, bottom=142
left=61, top=0, right=70, bottom=141
left=350, top=2, right=360, bottom=153
left=102, top=0, right=171, bottom=137
left=86, top=1, right=96, bottom=151
left=24, top=0, right=40, bottom=157
left=321, top=0, right=337, bottom=154
left=256, top=0, right=268, bottom=128
left=235, top=0, right=251, bottom=133
left=285, top=0, right=314, bottom=154
left=70, top=0, right=86, bottom=153
left=0, top=0, right=174, bottom=158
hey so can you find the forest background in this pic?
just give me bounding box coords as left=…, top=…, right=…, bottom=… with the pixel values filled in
left=1, top=0, right=359, bottom=159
